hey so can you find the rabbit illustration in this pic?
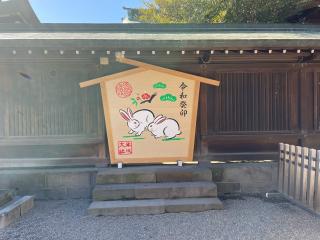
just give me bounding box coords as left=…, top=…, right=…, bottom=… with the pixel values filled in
left=119, top=108, right=155, bottom=136
left=147, top=115, right=181, bottom=139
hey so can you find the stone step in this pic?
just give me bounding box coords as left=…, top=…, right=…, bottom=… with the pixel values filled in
left=88, top=197, right=223, bottom=216
left=0, top=190, right=14, bottom=208
left=96, top=166, right=212, bottom=185
left=0, top=196, right=34, bottom=229
left=93, top=181, right=217, bottom=201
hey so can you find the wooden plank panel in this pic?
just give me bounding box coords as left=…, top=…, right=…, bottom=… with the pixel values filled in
left=278, top=143, right=284, bottom=191
left=207, top=68, right=296, bottom=134
left=293, top=146, right=300, bottom=199
left=199, top=84, right=208, bottom=136
left=300, top=71, right=315, bottom=132
left=0, top=62, right=104, bottom=138
left=313, top=72, right=318, bottom=130
left=314, top=150, right=320, bottom=211
left=289, top=70, right=299, bottom=130
left=300, top=147, right=306, bottom=202
left=316, top=71, right=320, bottom=131
left=0, top=144, right=99, bottom=158
left=289, top=145, right=296, bottom=197
left=283, top=144, right=289, bottom=194
left=287, top=144, right=293, bottom=195
left=306, top=148, right=313, bottom=207
left=0, top=61, right=107, bottom=163
left=310, top=150, right=316, bottom=208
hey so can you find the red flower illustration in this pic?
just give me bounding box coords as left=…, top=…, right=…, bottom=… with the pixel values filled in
left=141, top=93, right=151, bottom=100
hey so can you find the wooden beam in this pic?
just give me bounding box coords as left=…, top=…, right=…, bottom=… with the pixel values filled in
left=79, top=67, right=146, bottom=88
left=115, top=53, right=220, bottom=87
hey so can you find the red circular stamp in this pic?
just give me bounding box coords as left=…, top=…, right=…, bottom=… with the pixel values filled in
left=115, top=81, right=133, bottom=98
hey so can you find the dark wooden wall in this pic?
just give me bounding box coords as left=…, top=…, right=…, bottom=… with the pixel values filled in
left=1, top=52, right=320, bottom=167
left=196, top=62, right=320, bottom=161
left=0, top=58, right=112, bottom=168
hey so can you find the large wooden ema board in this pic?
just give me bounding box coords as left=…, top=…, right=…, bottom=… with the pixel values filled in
left=80, top=55, right=220, bottom=164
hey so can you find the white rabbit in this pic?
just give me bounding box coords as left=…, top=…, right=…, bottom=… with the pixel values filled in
left=119, top=108, right=154, bottom=136
left=147, top=115, right=181, bottom=139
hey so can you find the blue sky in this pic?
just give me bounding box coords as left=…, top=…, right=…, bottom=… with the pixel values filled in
left=29, top=0, right=144, bottom=23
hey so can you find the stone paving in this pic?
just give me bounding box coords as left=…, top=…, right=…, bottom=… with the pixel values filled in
left=0, top=197, right=320, bottom=240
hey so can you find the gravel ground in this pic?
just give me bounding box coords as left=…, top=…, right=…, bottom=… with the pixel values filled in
left=1, top=197, right=320, bottom=240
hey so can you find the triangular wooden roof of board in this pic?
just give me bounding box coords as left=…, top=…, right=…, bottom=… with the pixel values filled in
left=79, top=53, right=220, bottom=88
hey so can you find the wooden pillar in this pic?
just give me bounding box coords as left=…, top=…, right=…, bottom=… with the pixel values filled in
left=198, top=64, right=209, bottom=165
left=300, top=65, right=316, bottom=147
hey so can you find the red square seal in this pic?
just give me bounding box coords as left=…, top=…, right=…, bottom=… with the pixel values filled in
left=118, top=141, right=133, bottom=155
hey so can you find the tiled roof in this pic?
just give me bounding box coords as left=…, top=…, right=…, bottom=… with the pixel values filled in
left=0, top=24, right=319, bottom=49
left=0, top=0, right=39, bottom=24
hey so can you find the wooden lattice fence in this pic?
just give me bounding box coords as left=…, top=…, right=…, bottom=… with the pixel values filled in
left=278, top=143, right=320, bottom=213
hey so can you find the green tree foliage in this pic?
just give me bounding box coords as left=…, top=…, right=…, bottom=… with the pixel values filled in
left=225, top=0, right=298, bottom=23
left=136, top=0, right=299, bottom=23
left=138, top=0, right=228, bottom=23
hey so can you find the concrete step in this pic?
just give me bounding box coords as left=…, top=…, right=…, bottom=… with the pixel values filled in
left=96, top=166, right=212, bottom=185
left=93, top=182, right=217, bottom=201
left=216, top=182, right=241, bottom=197
left=88, top=197, right=223, bottom=216
left=0, top=196, right=34, bottom=229
left=0, top=190, right=14, bottom=208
